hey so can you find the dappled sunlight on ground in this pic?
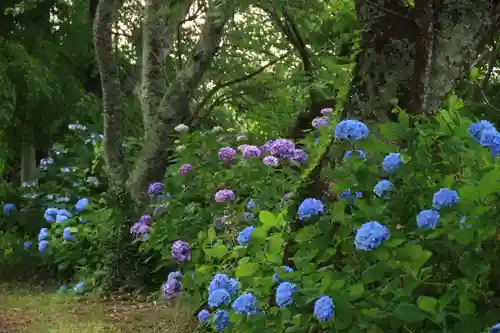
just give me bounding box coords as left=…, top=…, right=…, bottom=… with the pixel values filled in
left=0, top=284, right=196, bottom=333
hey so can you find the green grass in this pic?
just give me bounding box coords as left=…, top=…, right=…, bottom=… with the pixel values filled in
left=0, top=283, right=196, bottom=333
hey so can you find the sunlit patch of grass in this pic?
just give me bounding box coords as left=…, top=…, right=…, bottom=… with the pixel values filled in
left=0, top=283, right=197, bottom=333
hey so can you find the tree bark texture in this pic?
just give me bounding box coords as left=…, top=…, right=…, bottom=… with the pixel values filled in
left=127, top=0, right=235, bottom=202
left=344, top=0, right=500, bottom=121
left=93, top=0, right=127, bottom=189
left=140, top=0, right=194, bottom=135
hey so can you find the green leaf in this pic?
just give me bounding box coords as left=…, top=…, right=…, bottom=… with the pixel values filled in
left=259, top=211, right=279, bottom=228
left=294, top=225, right=321, bottom=243
left=417, top=296, right=438, bottom=314
left=393, top=303, right=427, bottom=322
left=235, top=261, right=259, bottom=278
left=207, top=227, right=216, bottom=243
left=348, top=284, right=364, bottom=298
left=204, top=244, right=228, bottom=260
left=459, top=297, right=475, bottom=315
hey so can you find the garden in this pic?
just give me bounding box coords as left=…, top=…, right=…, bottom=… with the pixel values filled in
left=1, top=0, right=500, bottom=333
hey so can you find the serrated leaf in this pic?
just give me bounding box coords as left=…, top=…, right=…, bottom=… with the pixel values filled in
left=294, top=225, right=321, bottom=243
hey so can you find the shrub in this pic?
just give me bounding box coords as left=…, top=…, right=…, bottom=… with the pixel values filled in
left=149, top=99, right=500, bottom=332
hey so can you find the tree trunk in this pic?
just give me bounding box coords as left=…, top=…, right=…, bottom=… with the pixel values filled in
left=343, top=0, right=500, bottom=121
left=20, top=139, right=36, bottom=183
left=127, top=0, right=235, bottom=203
left=93, top=0, right=127, bottom=190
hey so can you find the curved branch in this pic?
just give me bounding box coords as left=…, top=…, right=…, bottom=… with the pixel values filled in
left=191, top=50, right=292, bottom=120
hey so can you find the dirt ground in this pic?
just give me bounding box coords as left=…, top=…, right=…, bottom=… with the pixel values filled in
left=0, top=283, right=197, bottom=333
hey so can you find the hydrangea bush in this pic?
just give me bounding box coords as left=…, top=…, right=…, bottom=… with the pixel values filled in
left=146, top=100, right=500, bottom=333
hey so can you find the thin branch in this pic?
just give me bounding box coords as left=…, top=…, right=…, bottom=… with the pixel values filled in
left=475, top=81, right=500, bottom=113
left=192, top=51, right=292, bottom=117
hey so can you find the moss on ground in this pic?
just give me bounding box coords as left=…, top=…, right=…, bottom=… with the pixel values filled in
left=0, top=283, right=196, bottom=333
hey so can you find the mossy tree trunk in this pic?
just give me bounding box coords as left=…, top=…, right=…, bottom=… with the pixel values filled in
left=344, top=0, right=500, bottom=121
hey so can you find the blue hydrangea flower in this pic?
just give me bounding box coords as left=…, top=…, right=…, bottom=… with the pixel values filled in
left=74, top=281, right=85, bottom=294
left=382, top=153, right=403, bottom=173
left=297, top=198, right=324, bottom=221
left=213, top=310, right=230, bottom=331
left=314, top=296, right=335, bottom=322
left=416, top=209, right=440, bottom=229
left=208, top=289, right=231, bottom=308
left=468, top=120, right=496, bottom=142
left=432, top=188, right=459, bottom=209
left=373, top=180, right=393, bottom=197
left=334, top=120, right=369, bottom=141
left=56, top=209, right=73, bottom=222
left=38, top=228, right=49, bottom=241
left=58, top=284, right=68, bottom=293
left=24, top=241, right=32, bottom=249
left=339, top=189, right=363, bottom=204
left=38, top=240, right=50, bottom=253
left=273, top=265, right=294, bottom=283
left=44, top=207, right=59, bottom=222
left=237, top=226, right=255, bottom=246
left=75, top=198, right=89, bottom=212
left=197, top=309, right=210, bottom=323
left=63, top=227, right=75, bottom=241
left=3, top=203, right=16, bottom=216
left=246, top=199, right=255, bottom=210
left=489, top=323, right=500, bottom=333
left=344, top=150, right=366, bottom=161
left=275, top=282, right=296, bottom=308
left=231, top=292, right=257, bottom=315
left=208, top=273, right=240, bottom=297
left=354, top=221, right=390, bottom=251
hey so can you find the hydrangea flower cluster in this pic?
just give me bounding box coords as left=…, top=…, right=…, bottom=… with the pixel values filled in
left=214, top=189, right=235, bottom=203
left=297, top=198, right=324, bottom=221
left=3, top=203, right=15, bottom=216
left=130, top=215, right=152, bottom=240
left=196, top=273, right=241, bottom=331
left=179, top=163, right=193, bottom=176
left=354, top=221, right=390, bottom=251
left=468, top=120, right=500, bottom=155
left=416, top=188, right=459, bottom=230
left=171, top=240, right=191, bottom=263
left=237, top=226, right=255, bottom=246
left=334, top=119, right=369, bottom=140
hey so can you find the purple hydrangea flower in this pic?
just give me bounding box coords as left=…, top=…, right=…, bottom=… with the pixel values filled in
left=260, top=140, right=274, bottom=154
left=24, top=241, right=32, bottom=249
left=162, top=279, right=182, bottom=299
left=130, top=222, right=150, bottom=240
left=238, top=144, right=250, bottom=152
left=214, top=189, right=235, bottom=203
left=171, top=240, right=191, bottom=263
left=312, top=117, right=329, bottom=128
left=179, top=163, right=193, bottom=176
left=263, top=155, right=279, bottom=166
left=242, top=145, right=261, bottom=159
left=320, top=107, right=333, bottom=115
left=148, top=182, right=165, bottom=196
left=218, top=147, right=237, bottom=161
left=270, top=139, right=296, bottom=157
left=290, top=149, right=308, bottom=164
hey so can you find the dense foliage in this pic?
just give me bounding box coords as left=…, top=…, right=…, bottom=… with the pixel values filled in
left=2, top=0, right=500, bottom=332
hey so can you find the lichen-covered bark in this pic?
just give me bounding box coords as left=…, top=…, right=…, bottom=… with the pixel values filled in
left=128, top=0, right=235, bottom=202
left=344, top=0, right=500, bottom=120
left=93, top=0, right=127, bottom=188
left=140, top=0, right=194, bottom=135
